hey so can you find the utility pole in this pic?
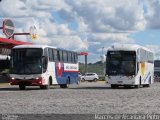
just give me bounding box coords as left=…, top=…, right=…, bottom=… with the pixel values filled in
left=101, top=47, right=105, bottom=77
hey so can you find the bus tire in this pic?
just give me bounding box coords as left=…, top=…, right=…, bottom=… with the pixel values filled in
left=135, top=77, right=141, bottom=88
left=45, top=85, right=50, bottom=89
left=19, top=84, right=26, bottom=90
left=124, top=85, right=130, bottom=88
left=135, top=85, right=140, bottom=89
left=145, top=84, right=150, bottom=87
left=145, top=77, right=151, bottom=87
left=62, top=77, right=70, bottom=88
left=40, top=80, right=50, bottom=89
left=40, top=86, right=44, bottom=89
left=111, top=84, right=117, bottom=89
left=60, top=85, right=64, bottom=88
left=40, top=85, right=49, bottom=89
left=60, top=84, right=68, bottom=88
left=49, top=77, right=52, bottom=86
left=63, top=84, right=68, bottom=88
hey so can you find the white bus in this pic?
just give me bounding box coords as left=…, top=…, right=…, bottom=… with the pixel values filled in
left=10, top=45, right=79, bottom=90
left=105, top=44, right=154, bottom=88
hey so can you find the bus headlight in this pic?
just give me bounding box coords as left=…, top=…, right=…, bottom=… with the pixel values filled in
left=11, top=77, right=15, bottom=80
left=35, top=77, right=42, bottom=80
left=34, top=77, right=44, bottom=84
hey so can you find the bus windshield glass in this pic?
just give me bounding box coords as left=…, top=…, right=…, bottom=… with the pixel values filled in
left=106, top=51, right=136, bottom=76
left=11, top=48, right=43, bottom=74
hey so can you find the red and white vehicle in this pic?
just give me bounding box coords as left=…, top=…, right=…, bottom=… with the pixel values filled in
left=10, top=45, right=79, bottom=90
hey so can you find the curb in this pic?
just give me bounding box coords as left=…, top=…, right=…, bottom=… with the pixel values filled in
left=0, top=83, right=10, bottom=87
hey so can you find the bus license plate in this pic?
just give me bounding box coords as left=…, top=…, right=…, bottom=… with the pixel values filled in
left=117, top=81, right=123, bottom=83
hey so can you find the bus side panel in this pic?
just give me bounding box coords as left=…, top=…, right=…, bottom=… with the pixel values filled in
left=63, top=63, right=79, bottom=84
left=136, top=62, right=154, bottom=85
left=46, top=62, right=58, bottom=85
left=55, top=62, right=78, bottom=84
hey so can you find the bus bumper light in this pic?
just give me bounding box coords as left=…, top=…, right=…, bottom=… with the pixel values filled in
left=117, top=81, right=123, bottom=83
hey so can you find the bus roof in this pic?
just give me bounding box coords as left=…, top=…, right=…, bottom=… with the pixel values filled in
left=12, top=44, right=77, bottom=53
left=107, top=43, right=153, bottom=53
left=13, top=44, right=57, bottom=49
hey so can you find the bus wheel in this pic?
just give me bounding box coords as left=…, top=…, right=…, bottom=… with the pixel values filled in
left=135, top=77, right=141, bottom=88
left=19, top=84, right=26, bottom=90
left=124, top=85, right=130, bottom=88
left=145, top=77, right=151, bottom=87
left=61, top=77, right=70, bottom=88
left=111, top=84, right=117, bottom=89
left=40, top=80, right=50, bottom=89
left=60, top=85, right=64, bottom=88
left=64, top=84, right=69, bottom=88
left=44, top=84, right=50, bottom=89
left=40, top=85, right=49, bottom=89
left=60, top=84, right=68, bottom=88
left=145, top=84, right=150, bottom=87
left=135, top=85, right=140, bottom=89
left=40, top=86, right=44, bottom=89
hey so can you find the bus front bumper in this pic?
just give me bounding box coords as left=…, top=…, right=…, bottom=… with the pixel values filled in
left=106, top=76, right=136, bottom=85
left=10, top=77, right=45, bottom=86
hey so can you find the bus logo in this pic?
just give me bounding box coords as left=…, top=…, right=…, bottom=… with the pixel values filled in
left=56, top=62, right=62, bottom=78
left=141, top=62, right=145, bottom=76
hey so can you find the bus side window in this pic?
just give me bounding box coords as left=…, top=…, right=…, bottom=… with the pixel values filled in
left=58, top=50, right=63, bottom=62
left=68, top=52, right=71, bottom=63
left=71, top=52, right=74, bottom=63
left=75, top=53, right=78, bottom=63
left=42, top=56, right=48, bottom=73
left=66, top=52, right=69, bottom=62
left=57, top=50, right=60, bottom=61
left=73, top=53, right=76, bottom=63
left=63, top=51, right=67, bottom=63
left=54, top=49, right=58, bottom=62
left=48, top=48, right=54, bottom=61
left=60, top=51, right=63, bottom=62
left=74, top=53, right=78, bottom=63
left=43, top=48, right=48, bottom=58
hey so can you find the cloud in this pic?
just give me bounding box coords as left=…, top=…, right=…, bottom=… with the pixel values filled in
left=89, top=33, right=135, bottom=43
left=65, top=0, right=145, bottom=33
left=0, top=0, right=26, bottom=17
left=144, top=0, right=160, bottom=29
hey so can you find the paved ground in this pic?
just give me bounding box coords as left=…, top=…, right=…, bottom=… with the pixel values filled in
left=0, top=81, right=160, bottom=119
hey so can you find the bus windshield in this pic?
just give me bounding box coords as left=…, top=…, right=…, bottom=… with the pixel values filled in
left=106, top=51, right=136, bottom=76
left=10, top=48, right=43, bottom=74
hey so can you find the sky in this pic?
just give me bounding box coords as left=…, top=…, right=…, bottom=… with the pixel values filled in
left=0, top=0, right=160, bottom=63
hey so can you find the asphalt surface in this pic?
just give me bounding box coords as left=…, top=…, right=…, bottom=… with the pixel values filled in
left=0, top=81, right=160, bottom=120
